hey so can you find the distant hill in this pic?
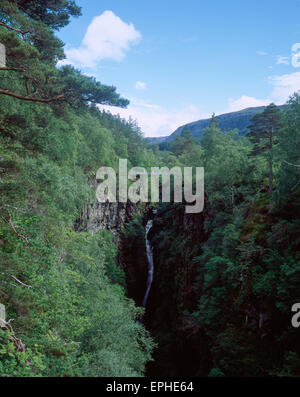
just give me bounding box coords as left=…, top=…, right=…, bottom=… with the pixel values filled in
left=145, top=136, right=168, bottom=145
left=146, top=105, right=286, bottom=144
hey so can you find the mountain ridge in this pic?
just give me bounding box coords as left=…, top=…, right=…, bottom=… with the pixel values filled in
left=146, top=104, right=286, bottom=144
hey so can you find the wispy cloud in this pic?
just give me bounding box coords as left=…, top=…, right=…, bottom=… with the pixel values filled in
left=134, top=81, right=147, bottom=90
left=257, top=50, right=268, bottom=56
left=276, top=56, right=289, bottom=65
left=59, top=11, right=141, bottom=68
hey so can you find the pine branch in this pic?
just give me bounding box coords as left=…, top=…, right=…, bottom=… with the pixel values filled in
left=283, top=160, right=300, bottom=168
left=7, top=213, right=29, bottom=242
left=9, top=274, right=32, bottom=288
left=0, top=21, right=31, bottom=35
left=0, top=89, right=65, bottom=103
left=0, top=67, right=26, bottom=72
left=1, top=318, right=26, bottom=352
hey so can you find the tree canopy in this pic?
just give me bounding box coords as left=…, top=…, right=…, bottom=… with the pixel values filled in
left=0, top=1, right=128, bottom=107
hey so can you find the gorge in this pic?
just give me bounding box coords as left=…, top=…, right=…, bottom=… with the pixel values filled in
left=1, top=0, right=300, bottom=378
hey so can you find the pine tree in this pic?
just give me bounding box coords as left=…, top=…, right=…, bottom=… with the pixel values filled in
left=277, top=93, right=300, bottom=196
left=201, top=113, right=223, bottom=160
left=171, top=125, right=196, bottom=155
left=247, top=103, right=283, bottom=195
left=0, top=1, right=128, bottom=108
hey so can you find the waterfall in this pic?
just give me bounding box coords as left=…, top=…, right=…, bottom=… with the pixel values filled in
left=142, top=220, right=154, bottom=309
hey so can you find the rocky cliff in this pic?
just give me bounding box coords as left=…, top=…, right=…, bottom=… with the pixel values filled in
left=74, top=200, right=141, bottom=235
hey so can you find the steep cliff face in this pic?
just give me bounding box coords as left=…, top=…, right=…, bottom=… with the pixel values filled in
left=74, top=200, right=139, bottom=234
left=74, top=195, right=151, bottom=307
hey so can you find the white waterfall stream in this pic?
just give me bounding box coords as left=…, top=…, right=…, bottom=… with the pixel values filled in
left=142, top=220, right=154, bottom=309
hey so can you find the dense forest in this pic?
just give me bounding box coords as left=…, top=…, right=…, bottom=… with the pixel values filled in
left=1, top=0, right=300, bottom=378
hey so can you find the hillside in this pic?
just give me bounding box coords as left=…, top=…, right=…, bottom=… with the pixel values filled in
left=146, top=105, right=286, bottom=144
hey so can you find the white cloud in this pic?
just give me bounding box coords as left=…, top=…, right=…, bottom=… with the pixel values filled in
left=223, top=71, right=300, bottom=114
left=134, top=81, right=147, bottom=90
left=57, top=58, right=75, bottom=67
left=61, top=11, right=141, bottom=68
left=99, top=69, right=300, bottom=137
left=110, top=70, right=300, bottom=136
left=99, top=99, right=209, bottom=137
left=225, top=95, right=270, bottom=113
left=276, top=56, right=289, bottom=65
left=269, top=71, right=300, bottom=102
left=257, top=50, right=268, bottom=56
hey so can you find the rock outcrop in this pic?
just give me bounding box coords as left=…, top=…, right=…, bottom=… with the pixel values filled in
left=74, top=200, right=141, bottom=235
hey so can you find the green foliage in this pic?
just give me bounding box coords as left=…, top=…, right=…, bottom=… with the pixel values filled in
left=248, top=103, right=283, bottom=153
left=2, top=0, right=300, bottom=378
left=59, top=66, right=130, bottom=109
left=0, top=157, right=154, bottom=376
left=0, top=2, right=128, bottom=109
left=139, top=102, right=300, bottom=377
left=277, top=93, right=300, bottom=200
left=0, top=0, right=157, bottom=377
left=15, top=0, right=82, bottom=30
left=247, top=103, right=283, bottom=195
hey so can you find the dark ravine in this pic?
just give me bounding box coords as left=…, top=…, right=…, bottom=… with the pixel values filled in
left=116, top=201, right=212, bottom=375
left=143, top=202, right=212, bottom=376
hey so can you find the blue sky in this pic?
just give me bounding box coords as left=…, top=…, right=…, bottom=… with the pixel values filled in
left=57, top=0, right=300, bottom=137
